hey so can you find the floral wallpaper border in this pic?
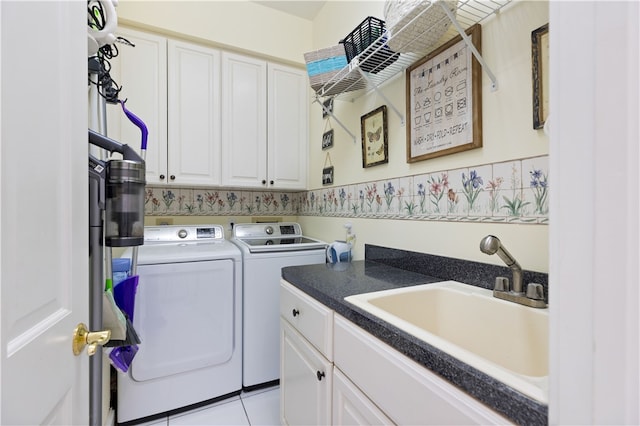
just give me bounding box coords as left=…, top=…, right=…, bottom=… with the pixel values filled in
left=145, top=188, right=297, bottom=216
left=145, top=155, right=548, bottom=225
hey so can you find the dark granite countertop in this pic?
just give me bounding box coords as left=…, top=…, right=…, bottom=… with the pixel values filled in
left=281, top=245, right=548, bottom=425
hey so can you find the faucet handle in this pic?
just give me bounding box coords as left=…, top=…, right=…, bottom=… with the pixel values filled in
left=526, top=283, right=545, bottom=300
left=494, top=276, right=509, bottom=292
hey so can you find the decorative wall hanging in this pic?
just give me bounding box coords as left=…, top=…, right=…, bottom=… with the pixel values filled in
left=322, top=98, right=333, bottom=119
left=322, top=119, right=334, bottom=150
left=406, top=24, right=483, bottom=163
left=531, top=23, right=549, bottom=130
left=322, top=152, right=334, bottom=185
left=361, top=105, right=388, bottom=168
left=322, top=129, right=334, bottom=150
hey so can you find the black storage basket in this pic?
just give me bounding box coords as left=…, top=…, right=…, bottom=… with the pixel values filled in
left=340, top=16, right=399, bottom=74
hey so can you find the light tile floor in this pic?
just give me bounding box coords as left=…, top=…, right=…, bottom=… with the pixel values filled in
left=136, top=386, right=280, bottom=426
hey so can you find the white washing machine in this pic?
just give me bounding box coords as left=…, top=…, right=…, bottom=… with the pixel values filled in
left=231, top=222, right=326, bottom=389
left=117, top=225, right=242, bottom=424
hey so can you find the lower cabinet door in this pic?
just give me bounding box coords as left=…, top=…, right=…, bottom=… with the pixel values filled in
left=333, top=368, right=394, bottom=426
left=280, top=318, right=332, bottom=426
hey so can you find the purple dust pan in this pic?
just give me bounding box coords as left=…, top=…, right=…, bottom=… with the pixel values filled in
left=113, top=275, right=138, bottom=321
left=110, top=275, right=140, bottom=373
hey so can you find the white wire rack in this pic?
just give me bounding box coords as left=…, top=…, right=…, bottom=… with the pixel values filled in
left=315, top=0, right=512, bottom=139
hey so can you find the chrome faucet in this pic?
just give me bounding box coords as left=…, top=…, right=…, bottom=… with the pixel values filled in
left=479, top=235, right=547, bottom=308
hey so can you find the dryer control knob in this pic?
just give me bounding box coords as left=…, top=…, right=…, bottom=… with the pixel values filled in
left=178, top=229, right=188, bottom=239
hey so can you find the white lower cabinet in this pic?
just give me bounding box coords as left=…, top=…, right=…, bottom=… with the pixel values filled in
left=280, top=319, right=332, bottom=426
left=333, top=314, right=511, bottom=425
left=280, top=280, right=511, bottom=425
left=332, top=368, right=393, bottom=426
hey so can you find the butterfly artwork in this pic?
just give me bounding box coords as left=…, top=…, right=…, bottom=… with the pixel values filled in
left=367, top=127, right=381, bottom=144
left=366, top=126, right=384, bottom=161
left=361, top=106, right=388, bottom=168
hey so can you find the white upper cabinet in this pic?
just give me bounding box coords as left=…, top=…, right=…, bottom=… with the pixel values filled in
left=106, top=27, right=167, bottom=185
left=109, top=28, right=306, bottom=189
left=222, top=52, right=308, bottom=190
left=167, top=40, right=222, bottom=186
left=108, top=28, right=222, bottom=186
left=221, top=52, right=268, bottom=188
left=267, top=62, right=308, bottom=190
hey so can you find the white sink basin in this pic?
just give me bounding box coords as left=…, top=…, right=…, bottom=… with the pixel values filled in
left=344, top=280, right=549, bottom=403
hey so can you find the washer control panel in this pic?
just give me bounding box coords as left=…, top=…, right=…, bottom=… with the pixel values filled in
left=232, top=222, right=302, bottom=239
left=144, top=225, right=224, bottom=242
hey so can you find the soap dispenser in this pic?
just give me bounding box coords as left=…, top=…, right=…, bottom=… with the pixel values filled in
left=344, top=222, right=356, bottom=248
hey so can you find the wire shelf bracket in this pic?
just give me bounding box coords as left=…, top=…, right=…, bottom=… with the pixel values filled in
left=440, top=2, right=499, bottom=91
left=315, top=95, right=357, bottom=143
left=358, top=69, right=406, bottom=125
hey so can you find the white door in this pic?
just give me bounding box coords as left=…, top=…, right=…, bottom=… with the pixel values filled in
left=0, top=2, right=89, bottom=425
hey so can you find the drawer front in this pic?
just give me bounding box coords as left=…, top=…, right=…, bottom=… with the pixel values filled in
left=334, top=314, right=510, bottom=425
left=280, top=280, right=333, bottom=360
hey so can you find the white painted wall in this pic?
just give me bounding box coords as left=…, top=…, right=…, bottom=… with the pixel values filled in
left=116, top=0, right=314, bottom=64
left=302, top=1, right=549, bottom=273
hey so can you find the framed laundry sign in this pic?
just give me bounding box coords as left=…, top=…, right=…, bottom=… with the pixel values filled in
left=406, top=24, right=483, bottom=163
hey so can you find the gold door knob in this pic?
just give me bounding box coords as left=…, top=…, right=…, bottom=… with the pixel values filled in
left=72, top=323, right=111, bottom=356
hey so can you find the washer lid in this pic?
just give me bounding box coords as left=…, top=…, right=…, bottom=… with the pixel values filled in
left=234, top=236, right=326, bottom=253
left=133, top=240, right=241, bottom=264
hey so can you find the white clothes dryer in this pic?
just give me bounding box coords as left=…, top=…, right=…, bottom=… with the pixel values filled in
left=117, top=225, right=242, bottom=424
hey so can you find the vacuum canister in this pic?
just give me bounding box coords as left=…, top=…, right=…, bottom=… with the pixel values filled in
left=105, top=159, right=145, bottom=247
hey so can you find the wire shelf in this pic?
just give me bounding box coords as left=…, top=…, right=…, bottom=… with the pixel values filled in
left=315, top=0, right=512, bottom=101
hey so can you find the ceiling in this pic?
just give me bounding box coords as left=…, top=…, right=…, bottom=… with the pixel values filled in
left=252, top=1, right=327, bottom=20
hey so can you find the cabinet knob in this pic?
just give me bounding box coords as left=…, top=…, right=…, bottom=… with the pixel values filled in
left=170, top=175, right=176, bottom=181
left=292, top=308, right=300, bottom=317
left=159, top=174, right=165, bottom=180
left=262, top=179, right=267, bottom=185
left=269, top=180, right=274, bottom=185
left=316, top=371, right=325, bottom=381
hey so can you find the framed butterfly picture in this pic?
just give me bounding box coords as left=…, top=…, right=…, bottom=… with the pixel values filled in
left=361, top=105, right=388, bottom=168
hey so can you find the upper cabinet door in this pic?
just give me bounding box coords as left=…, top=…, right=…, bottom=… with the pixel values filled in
left=106, top=27, right=168, bottom=185
left=221, top=52, right=268, bottom=188
left=168, top=40, right=222, bottom=186
left=268, top=63, right=308, bottom=190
